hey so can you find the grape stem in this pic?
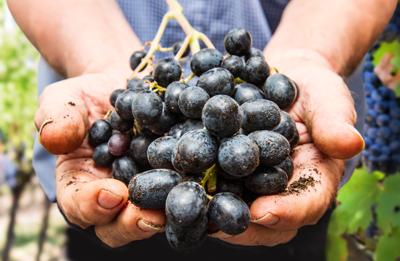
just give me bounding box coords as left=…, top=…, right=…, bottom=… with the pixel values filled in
left=129, top=0, right=215, bottom=80
left=201, top=164, right=217, bottom=191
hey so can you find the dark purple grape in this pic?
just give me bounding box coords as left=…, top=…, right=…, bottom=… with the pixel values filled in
left=128, top=134, right=155, bottom=168
left=146, top=103, right=177, bottom=135
left=178, top=86, right=210, bottom=119
left=245, top=167, right=288, bottom=195
left=218, top=134, right=259, bottom=177
left=217, top=177, right=244, bottom=197
left=172, top=41, right=190, bottom=58
left=221, top=55, right=245, bottom=78
left=248, top=130, right=290, bottom=166
left=130, top=50, right=147, bottom=71
left=202, top=95, right=242, bottom=138
left=241, top=99, right=281, bottom=133
left=273, top=111, right=299, bottom=148
left=245, top=47, right=264, bottom=60
left=165, top=181, right=208, bottom=226
left=112, top=156, right=139, bottom=185
left=127, top=78, right=147, bottom=92
left=233, top=82, right=264, bottom=105
left=190, top=48, right=223, bottom=76
left=208, top=192, right=250, bottom=235
left=107, top=132, right=131, bottom=156
left=93, top=143, right=114, bottom=167
left=147, top=136, right=177, bottom=169
left=129, top=169, right=182, bottom=209
left=168, top=120, right=204, bottom=139
left=263, top=73, right=298, bottom=109
left=115, top=90, right=137, bottom=120
left=154, top=58, right=182, bottom=87
left=224, top=28, right=252, bottom=56
left=241, top=56, right=270, bottom=86
left=109, top=89, right=125, bottom=107
left=131, top=91, right=163, bottom=125
left=107, top=111, right=133, bottom=132
left=275, top=156, right=294, bottom=180
left=165, top=81, right=188, bottom=114
left=172, top=129, right=217, bottom=174
left=88, top=120, right=112, bottom=147
left=196, top=67, right=234, bottom=96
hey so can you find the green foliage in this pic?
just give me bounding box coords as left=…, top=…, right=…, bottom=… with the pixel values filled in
left=373, top=41, right=400, bottom=74
left=327, top=169, right=400, bottom=261
left=0, top=1, right=38, bottom=161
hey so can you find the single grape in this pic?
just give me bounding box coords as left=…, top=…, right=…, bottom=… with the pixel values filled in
left=218, top=134, right=260, bottom=177
left=132, top=91, right=163, bottom=125
left=130, top=50, right=147, bottom=71
left=208, top=192, right=250, bottom=235
left=241, top=56, right=270, bottom=86
left=190, top=48, right=223, bottom=76
left=263, top=73, right=298, bottom=109
left=165, top=216, right=208, bottom=252
left=221, top=55, right=245, bottom=78
left=224, top=28, right=252, bottom=56
left=233, top=82, right=264, bottom=105
left=172, top=41, right=190, bottom=58
left=109, top=89, right=125, bottom=107
left=275, top=156, right=294, bottom=180
left=88, top=119, right=112, bottom=147
left=115, top=90, right=137, bottom=120
left=165, top=181, right=208, bottom=226
left=107, top=132, right=131, bottom=156
left=241, top=99, right=281, bottom=132
left=168, top=119, right=204, bottom=139
left=129, top=169, right=182, bottom=209
left=146, top=103, right=177, bottom=135
left=112, top=156, right=139, bottom=185
left=245, top=47, right=264, bottom=60
left=248, top=130, right=290, bottom=166
left=147, top=136, right=177, bottom=169
left=171, top=129, right=217, bottom=174
left=128, top=134, right=155, bottom=168
left=107, top=111, right=133, bottom=132
left=93, top=143, right=115, bottom=167
left=178, top=86, right=210, bottom=119
left=196, top=67, right=234, bottom=96
left=216, top=177, right=244, bottom=197
left=202, top=95, right=242, bottom=138
left=165, top=81, right=189, bottom=114
left=127, top=78, right=148, bottom=92
left=154, top=58, right=182, bottom=87
left=273, top=111, right=299, bottom=148
left=245, top=167, right=288, bottom=195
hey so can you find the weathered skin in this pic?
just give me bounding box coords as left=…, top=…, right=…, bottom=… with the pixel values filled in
left=245, top=166, right=288, bottom=195
left=202, top=95, right=242, bottom=138
left=208, top=192, right=250, bottom=235
left=248, top=130, right=290, bottom=166
left=172, top=129, right=217, bottom=174
left=128, top=169, right=182, bottom=209
left=241, top=99, right=281, bottom=133
left=197, top=67, right=234, bottom=96
left=218, top=134, right=260, bottom=177
left=147, top=136, right=177, bottom=169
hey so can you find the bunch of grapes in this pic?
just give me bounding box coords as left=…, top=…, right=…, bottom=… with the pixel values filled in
left=88, top=28, right=299, bottom=251
left=362, top=8, right=400, bottom=175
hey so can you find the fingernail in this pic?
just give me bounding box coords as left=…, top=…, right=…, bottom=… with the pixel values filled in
left=346, top=123, right=365, bottom=149
left=252, top=212, right=280, bottom=226
left=97, top=189, right=123, bottom=209
left=137, top=219, right=164, bottom=233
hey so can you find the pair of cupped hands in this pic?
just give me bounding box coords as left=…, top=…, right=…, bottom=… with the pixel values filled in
left=36, top=50, right=364, bottom=248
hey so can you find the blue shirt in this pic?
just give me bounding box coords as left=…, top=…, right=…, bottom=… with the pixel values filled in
left=33, top=0, right=365, bottom=201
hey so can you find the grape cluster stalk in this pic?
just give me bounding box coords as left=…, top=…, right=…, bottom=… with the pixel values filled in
left=88, top=0, right=300, bottom=251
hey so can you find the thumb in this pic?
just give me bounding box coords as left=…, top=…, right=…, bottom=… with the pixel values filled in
left=303, top=71, right=364, bottom=159
left=35, top=79, right=89, bottom=155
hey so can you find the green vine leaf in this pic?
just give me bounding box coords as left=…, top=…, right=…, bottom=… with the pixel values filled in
left=376, top=174, right=400, bottom=234
left=375, top=228, right=400, bottom=261
left=373, top=40, right=400, bottom=74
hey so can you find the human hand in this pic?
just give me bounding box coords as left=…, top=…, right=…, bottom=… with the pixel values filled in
left=35, top=72, right=165, bottom=247
left=211, top=51, right=365, bottom=246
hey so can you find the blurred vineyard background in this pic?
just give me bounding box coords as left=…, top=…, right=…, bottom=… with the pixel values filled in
left=0, top=0, right=399, bottom=260
left=0, top=1, right=67, bottom=260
